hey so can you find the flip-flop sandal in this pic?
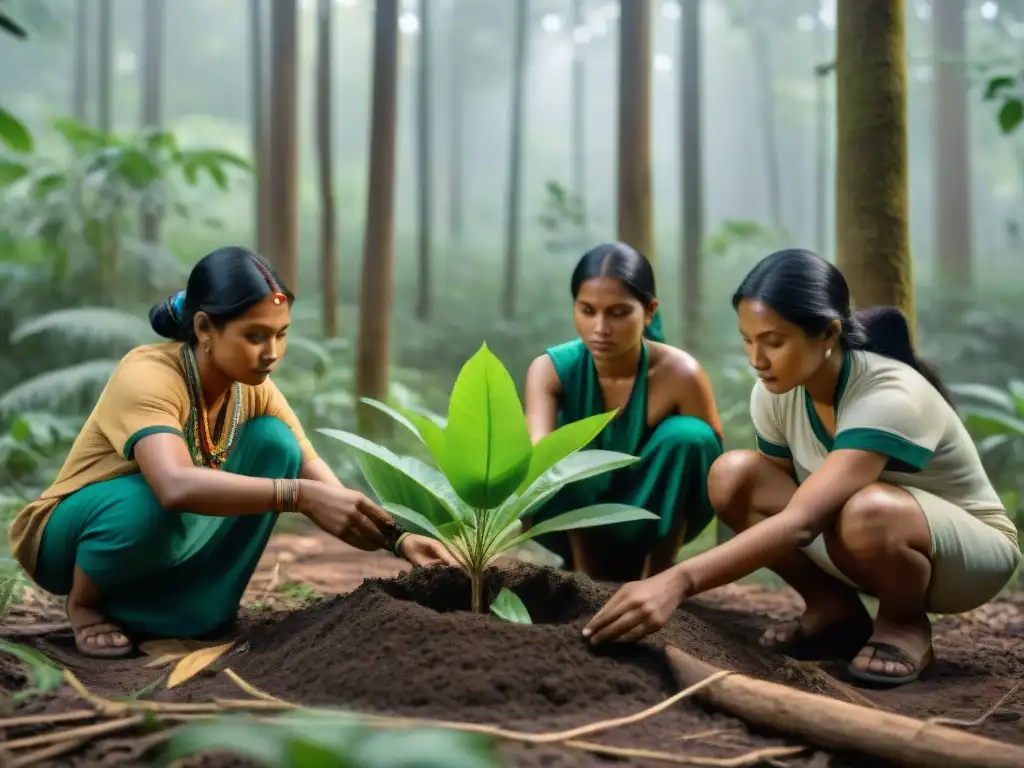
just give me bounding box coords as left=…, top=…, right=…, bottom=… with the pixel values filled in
left=847, top=641, right=934, bottom=687
left=73, top=620, right=136, bottom=659
left=760, top=612, right=874, bottom=660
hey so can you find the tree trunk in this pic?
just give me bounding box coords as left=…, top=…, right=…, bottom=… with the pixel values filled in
left=415, top=0, right=433, bottom=320
left=617, top=0, right=653, bottom=263
left=502, top=0, right=528, bottom=320
left=250, top=0, right=271, bottom=256
left=679, top=0, right=703, bottom=352
left=448, top=0, right=463, bottom=250
left=748, top=4, right=783, bottom=233
left=140, top=0, right=166, bottom=245
left=835, top=0, right=913, bottom=325
left=355, top=0, right=400, bottom=436
left=316, top=0, right=338, bottom=338
left=97, top=0, right=112, bottom=133
left=72, top=2, right=88, bottom=121
left=933, top=0, right=972, bottom=288
left=570, top=0, right=585, bottom=228
left=265, top=0, right=300, bottom=290
left=814, top=11, right=831, bottom=257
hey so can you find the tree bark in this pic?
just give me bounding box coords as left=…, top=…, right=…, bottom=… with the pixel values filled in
left=265, top=0, right=300, bottom=290
left=448, top=0, right=463, bottom=249
left=679, top=0, right=703, bottom=351
left=933, top=0, right=972, bottom=288
left=666, top=645, right=1024, bottom=767
left=355, top=0, right=400, bottom=436
left=72, top=1, right=88, bottom=122
left=140, top=0, right=166, bottom=245
left=617, top=0, right=653, bottom=263
left=250, top=0, right=271, bottom=256
left=415, top=0, right=433, bottom=320
left=97, top=0, right=112, bottom=133
left=835, top=0, right=914, bottom=325
left=570, top=0, right=585, bottom=220
left=501, top=0, right=528, bottom=320
left=316, top=0, right=338, bottom=338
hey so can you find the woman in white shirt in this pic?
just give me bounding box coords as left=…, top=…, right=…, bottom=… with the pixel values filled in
left=581, top=249, right=1020, bottom=688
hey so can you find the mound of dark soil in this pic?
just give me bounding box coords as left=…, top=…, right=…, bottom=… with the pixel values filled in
left=164, top=564, right=773, bottom=724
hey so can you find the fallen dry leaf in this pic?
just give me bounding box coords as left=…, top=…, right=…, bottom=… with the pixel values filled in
left=166, top=642, right=234, bottom=689
left=139, top=638, right=226, bottom=657
left=144, top=653, right=186, bottom=669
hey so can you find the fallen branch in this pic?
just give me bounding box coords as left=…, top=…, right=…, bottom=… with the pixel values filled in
left=665, top=645, right=1024, bottom=768
left=561, top=740, right=805, bottom=766
left=927, top=680, right=1021, bottom=729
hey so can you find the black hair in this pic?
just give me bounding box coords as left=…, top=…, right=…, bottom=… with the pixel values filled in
left=570, top=242, right=664, bottom=342
left=732, top=248, right=955, bottom=406
left=570, top=241, right=656, bottom=304
left=149, top=246, right=295, bottom=344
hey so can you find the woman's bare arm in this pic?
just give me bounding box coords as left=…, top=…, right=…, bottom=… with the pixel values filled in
left=665, top=352, right=725, bottom=442
left=134, top=433, right=298, bottom=515
left=671, top=448, right=888, bottom=595
left=300, top=457, right=346, bottom=487
left=523, top=354, right=561, bottom=445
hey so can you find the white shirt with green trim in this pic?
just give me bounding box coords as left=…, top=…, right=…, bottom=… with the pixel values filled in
left=749, top=349, right=1017, bottom=544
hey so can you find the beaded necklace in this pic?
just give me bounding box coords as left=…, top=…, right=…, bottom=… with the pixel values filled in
left=179, top=343, right=243, bottom=469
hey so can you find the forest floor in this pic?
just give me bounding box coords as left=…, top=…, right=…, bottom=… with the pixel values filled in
left=1, top=526, right=1022, bottom=767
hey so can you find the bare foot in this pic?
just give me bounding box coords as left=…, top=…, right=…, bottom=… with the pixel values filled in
left=849, top=614, right=933, bottom=684
left=67, top=602, right=133, bottom=658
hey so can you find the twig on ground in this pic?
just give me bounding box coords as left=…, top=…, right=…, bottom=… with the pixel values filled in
left=560, top=740, right=806, bottom=766
left=4, top=715, right=144, bottom=751
left=677, top=728, right=738, bottom=742
left=0, top=710, right=97, bottom=729
left=9, top=737, right=88, bottom=768
left=926, top=681, right=1021, bottom=728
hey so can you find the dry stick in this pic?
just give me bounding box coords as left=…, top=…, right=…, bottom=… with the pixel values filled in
left=220, top=666, right=734, bottom=744
left=0, top=710, right=97, bottom=729
left=560, top=740, right=805, bottom=767
left=10, top=738, right=88, bottom=768
left=665, top=645, right=1024, bottom=768
left=3, top=716, right=144, bottom=751
left=926, top=680, right=1021, bottom=729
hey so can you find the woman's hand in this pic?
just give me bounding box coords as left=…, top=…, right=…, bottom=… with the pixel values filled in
left=298, top=480, right=393, bottom=551
left=399, top=534, right=459, bottom=567
left=582, top=567, right=693, bottom=644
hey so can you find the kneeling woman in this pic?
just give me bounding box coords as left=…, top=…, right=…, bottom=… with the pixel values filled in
left=583, top=249, right=1020, bottom=687
left=8, top=246, right=454, bottom=658
left=523, top=242, right=725, bottom=582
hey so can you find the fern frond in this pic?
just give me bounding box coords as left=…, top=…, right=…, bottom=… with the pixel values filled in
left=9, top=307, right=154, bottom=347
left=0, top=359, right=118, bottom=413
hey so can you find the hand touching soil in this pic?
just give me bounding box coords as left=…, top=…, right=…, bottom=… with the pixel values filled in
left=298, top=481, right=393, bottom=550
left=399, top=535, right=459, bottom=567
left=583, top=567, right=690, bottom=643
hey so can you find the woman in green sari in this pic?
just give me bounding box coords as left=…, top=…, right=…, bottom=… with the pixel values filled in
left=523, top=242, right=725, bottom=581
left=8, top=246, right=454, bottom=658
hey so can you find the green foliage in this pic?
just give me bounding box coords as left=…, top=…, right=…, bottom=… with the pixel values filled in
left=0, top=639, right=64, bottom=702
left=949, top=379, right=1024, bottom=525
left=537, top=179, right=586, bottom=253
left=159, top=711, right=501, bottom=768
left=489, top=587, right=531, bottom=624
left=984, top=74, right=1024, bottom=134
left=319, top=343, right=657, bottom=615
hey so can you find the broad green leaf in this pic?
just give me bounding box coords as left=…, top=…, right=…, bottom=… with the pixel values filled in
left=318, top=428, right=464, bottom=525
left=999, top=98, right=1024, bottom=134
left=0, top=639, right=64, bottom=702
left=516, top=409, right=618, bottom=493
left=949, top=383, right=1014, bottom=412
left=0, top=107, right=32, bottom=153
left=960, top=406, right=1024, bottom=438
left=489, top=588, right=532, bottom=625
left=440, top=343, right=533, bottom=509
left=360, top=398, right=449, bottom=468
left=507, top=503, right=659, bottom=549
left=52, top=116, right=112, bottom=156
left=355, top=727, right=501, bottom=768
left=985, top=75, right=1016, bottom=101
left=360, top=397, right=424, bottom=439
left=0, top=159, right=28, bottom=186
left=508, top=449, right=640, bottom=525
left=379, top=502, right=447, bottom=542
left=1008, top=380, right=1024, bottom=415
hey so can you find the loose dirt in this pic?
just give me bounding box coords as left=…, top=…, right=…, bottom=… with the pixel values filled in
left=3, top=556, right=1023, bottom=767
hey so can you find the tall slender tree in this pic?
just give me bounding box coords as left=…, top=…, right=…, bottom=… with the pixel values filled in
left=316, top=0, right=339, bottom=338
left=617, top=0, right=653, bottom=264
left=502, top=0, right=528, bottom=320
left=679, top=0, right=703, bottom=351
left=97, top=0, right=112, bottom=132
left=250, top=0, right=270, bottom=255
left=415, top=0, right=433, bottom=319
left=835, top=0, right=914, bottom=324
left=355, top=0, right=400, bottom=436
left=140, top=0, right=166, bottom=244
left=265, top=0, right=299, bottom=289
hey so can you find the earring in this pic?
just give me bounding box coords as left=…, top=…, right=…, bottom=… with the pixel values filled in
left=203, top=338, right=210, bottom=353
left=825, top=347, right=832, bottom=360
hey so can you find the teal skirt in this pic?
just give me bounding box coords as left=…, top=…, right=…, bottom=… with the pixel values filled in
left=530, top=414, right=723, bottom=564
left=34, top=416, right=302, bottom=640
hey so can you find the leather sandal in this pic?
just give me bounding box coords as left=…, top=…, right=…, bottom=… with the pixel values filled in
left=847, top=641, right=934, bottom=687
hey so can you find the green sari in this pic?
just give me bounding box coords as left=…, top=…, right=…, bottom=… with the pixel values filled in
left=530, top=334, right=722, bottom=569
left=33, top=415, right=300, bottom=640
